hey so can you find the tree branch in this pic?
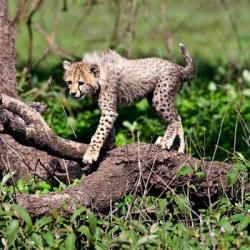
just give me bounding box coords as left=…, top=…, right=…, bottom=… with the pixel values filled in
left=0, top=94, right=87, bottom=161
left=26, top=0, right=44, bottom=71
left=33, top=23, right=74, bottom=60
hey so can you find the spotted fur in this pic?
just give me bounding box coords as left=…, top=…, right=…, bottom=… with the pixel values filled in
left=63, top=43, right=193, bottom=164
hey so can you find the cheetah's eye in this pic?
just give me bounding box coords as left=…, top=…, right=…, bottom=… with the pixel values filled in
left=78, top=81, right=84, bottom=86
left=67, top=81, right=72, bottom=85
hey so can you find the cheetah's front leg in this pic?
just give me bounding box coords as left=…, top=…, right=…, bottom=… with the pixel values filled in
left=82, top=111, right=118, bottom=164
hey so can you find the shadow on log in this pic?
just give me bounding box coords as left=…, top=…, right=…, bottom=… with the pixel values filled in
left=0, top=94, right=239, bottom=217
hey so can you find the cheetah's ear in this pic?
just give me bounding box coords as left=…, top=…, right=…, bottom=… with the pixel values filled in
left=90, top=64, right=100, bottom=78
left=63, top=60, right=72, bottom=70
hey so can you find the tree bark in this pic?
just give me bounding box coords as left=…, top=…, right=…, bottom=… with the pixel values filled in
left=0, top=94, right=87, bottom=161
left=0, top=94, right=84, bottom=182
left=16, top=144, right=235, bottom=217
left=0, top=0, right=17, bottom=98
left=0, top=133, right=83, bottom=183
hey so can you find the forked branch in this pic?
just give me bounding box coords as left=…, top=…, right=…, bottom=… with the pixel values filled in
left=0, top=94, right=87, bottom=161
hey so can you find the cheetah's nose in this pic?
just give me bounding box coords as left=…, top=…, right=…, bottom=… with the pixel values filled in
left=70, top=91, right=77, bottom=96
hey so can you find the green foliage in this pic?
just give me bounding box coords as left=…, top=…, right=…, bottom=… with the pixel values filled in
left=177, top=72, right=250, bottom=160
left=176, top=166, right=193, bottom=177
left=227, top=163, right=248, bottom=186
left=1, top=175, right=250, bottom=249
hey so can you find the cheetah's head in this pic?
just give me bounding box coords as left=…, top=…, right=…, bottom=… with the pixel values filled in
left=63, top=60, right=100, bottom=99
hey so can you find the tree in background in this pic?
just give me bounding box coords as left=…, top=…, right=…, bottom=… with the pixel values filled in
left=0, top=0, right=16, bottom=97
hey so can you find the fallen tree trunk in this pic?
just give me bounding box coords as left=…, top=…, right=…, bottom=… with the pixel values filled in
left=0, top=94, right=240, bottom=217
left=16, top=144, right=235, bottom=217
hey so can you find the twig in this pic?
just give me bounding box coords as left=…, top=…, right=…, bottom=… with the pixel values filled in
left=12, top=0, right=31, bottom=25
left=125, top=134, right=143, bottom=220
left=34, top=8, right=61, bottom=67
left=63, top=159, right=71, bottom=185
left=49, top=77, right=77, bottom=139
left=1, top=154, right=19, bottom=193
left=233, top=95, right=243, bottom=155
left=207, top=100, right=230, bottom=176
left=26, top=0, right=44, bottom=71
left=0, top=135, right=52, bottom=185
left=199, top=214, right=205, bottom=250
left=62, top=0, right=68, bottom=11
left=33, top=23, right=73, bottom=60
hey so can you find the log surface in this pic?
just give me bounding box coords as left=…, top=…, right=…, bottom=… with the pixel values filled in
left=16, top=144, right=234, bottom=217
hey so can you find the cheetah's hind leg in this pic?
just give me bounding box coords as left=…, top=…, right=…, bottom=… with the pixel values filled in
left=176, top=117, right=185, bottom=153
left=155, top=119, right=185, bottom=153
left=103, top=127, right=116, bottom=150
left=155, top=122, right=178, bottom=151
left=152, top=77, right=185, bottom=153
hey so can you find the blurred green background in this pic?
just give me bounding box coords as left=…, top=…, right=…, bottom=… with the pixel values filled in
left=9, top=0, right=250, bottom=161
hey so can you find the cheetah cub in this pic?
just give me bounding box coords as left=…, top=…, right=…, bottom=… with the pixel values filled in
left=63, top=43, right=193, bottom=164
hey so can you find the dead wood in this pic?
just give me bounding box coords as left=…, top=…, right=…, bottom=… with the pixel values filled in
left=0, top=0, right=81, bottom=184
left=16, top=144, right=235, bottom=217
left=0, top=94, right=87, bottom=161
left=0, top=134, right=82, bottom=183
left=0, top=94, right=239, bottom=217
left=0, top=94, right=84, bottom=182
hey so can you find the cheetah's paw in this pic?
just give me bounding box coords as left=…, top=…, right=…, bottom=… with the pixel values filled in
left=155, top=136, right=175, bottom=150
left=82, top=148, right=99, bottom=164
left=155, top=136, right=163, bottom=146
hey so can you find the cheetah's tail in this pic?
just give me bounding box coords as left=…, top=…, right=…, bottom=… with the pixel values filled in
left=179, top=43, right=194, bottom=81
